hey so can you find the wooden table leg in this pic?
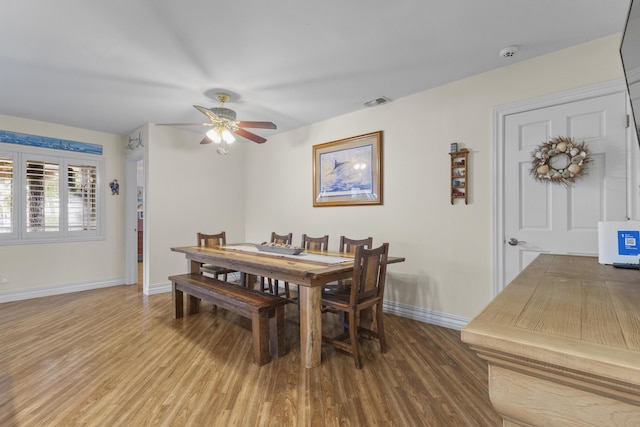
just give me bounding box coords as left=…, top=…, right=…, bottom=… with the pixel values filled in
left=269, top=305, right=286, bottom=358
left=187, top=295, right=200, bottom=314
left=251, top=310, right=271, bottom=366
left=298, top=286, right=321, bottom=369
left=172, top=283, right=183, bottom=319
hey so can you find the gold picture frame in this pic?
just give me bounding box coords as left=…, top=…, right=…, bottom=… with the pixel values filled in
left=312, top=131, right=383, bottom=207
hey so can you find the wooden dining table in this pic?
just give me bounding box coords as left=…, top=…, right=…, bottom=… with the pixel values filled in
left=171, top=243, right=405, bottom=369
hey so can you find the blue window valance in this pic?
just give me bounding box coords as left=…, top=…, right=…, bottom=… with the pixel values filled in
left=0, top=130, right=102, bottom=155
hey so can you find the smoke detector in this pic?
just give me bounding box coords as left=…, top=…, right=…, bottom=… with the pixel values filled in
left=499, top=45, right=519, bottom=59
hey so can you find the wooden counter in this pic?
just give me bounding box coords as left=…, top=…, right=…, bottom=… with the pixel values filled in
left=461, top=254, right=640, bottom=426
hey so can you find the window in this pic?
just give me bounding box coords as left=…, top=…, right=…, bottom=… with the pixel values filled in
left=0, top=155, right=13, bottom=235
left=0, top=144, right=103, bottom=244
left=26, top=159, right=60, bottom=233
left=67, top=163, right=98, bottom=232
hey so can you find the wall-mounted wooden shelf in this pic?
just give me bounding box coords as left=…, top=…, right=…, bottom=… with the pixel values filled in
left=450, top=149, right=468, bottom=204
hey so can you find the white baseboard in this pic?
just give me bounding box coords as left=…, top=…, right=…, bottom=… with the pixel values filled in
left=153, top=282, right=471, bottom=331
left=271, top=284, right=471, bottom=330
left=1, top=280, right=472, bottom=332
left=383, top=300, right=471, bottom=331
left=148, top=281, right=172, bottom=295
left=0, top=278, right=128, bottom=303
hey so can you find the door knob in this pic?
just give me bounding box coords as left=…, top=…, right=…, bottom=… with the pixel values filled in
left=508, top=237, right=525, bottom=246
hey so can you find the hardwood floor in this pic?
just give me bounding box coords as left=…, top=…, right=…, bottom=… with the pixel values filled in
left=0, top=274, right=501, bottom=426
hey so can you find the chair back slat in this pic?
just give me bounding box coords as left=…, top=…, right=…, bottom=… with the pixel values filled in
left=271, top=232, right=293, bottom=245
left=351, top=243, right=389, bottom=306
left=264, top=232, right=295, bottom=298
left=339, top=236, right=373, bottom=254
left=197, top=231, right=227, bottom=248
left=301, top=234, right=329, bottom=251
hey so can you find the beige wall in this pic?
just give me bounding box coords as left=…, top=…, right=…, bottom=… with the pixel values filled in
left=0, top=114, right=126, bottom=297
left=146, top=124, right=247, bottom=291
left=0, top=34, right=629, bottom=323
left=244, top=34, right=626, bottom=320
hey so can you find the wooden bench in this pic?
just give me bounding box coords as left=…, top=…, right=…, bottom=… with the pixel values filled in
left=169, top=273, right=287, bottom=366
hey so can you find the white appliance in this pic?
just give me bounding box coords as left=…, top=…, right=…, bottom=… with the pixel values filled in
left=597, top=221, right=640, bottom=265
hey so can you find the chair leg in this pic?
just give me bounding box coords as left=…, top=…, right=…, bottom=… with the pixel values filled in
left=261, top=277, right=273, bottom=293
left=284, top=282, right=290, bottom=299
left=350, top=310, right=362, bottom=369
left=376, top=304, right=387, bottom=353
left=340, top=312, right=349, bottom=332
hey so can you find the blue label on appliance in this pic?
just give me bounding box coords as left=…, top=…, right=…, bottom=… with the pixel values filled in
left=618, top=230, right=640, bottom=255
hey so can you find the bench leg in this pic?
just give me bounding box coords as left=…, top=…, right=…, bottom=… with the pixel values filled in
left=251, top=311, right=271, bottom=366
left=270, top=305, right=286, bottom=358
left=187, top=295, right=200, bottom=314
left=173, top=283, right=184, bottom=319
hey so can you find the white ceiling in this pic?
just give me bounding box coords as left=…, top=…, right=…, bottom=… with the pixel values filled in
left=0, top=0, right=632, bottom=140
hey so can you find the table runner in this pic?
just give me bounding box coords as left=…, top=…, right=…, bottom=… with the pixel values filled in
left=223, top=244, right=353, bottom=265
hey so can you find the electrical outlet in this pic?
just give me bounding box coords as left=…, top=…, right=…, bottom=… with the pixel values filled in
left=0, top=275, right=8, bottom=285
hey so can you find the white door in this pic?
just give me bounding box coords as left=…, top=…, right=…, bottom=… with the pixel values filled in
left=503, top=90, right=628, bottom=286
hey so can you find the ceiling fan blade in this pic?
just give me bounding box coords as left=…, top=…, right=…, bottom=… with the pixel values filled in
left=193, top=105, right=220, bottom=122
left=237, top=121, right=277, bottom=129
left=234, top=128, right=267, bottom=144
left=156, top=122, right=214, bottom=127
left=200, top=136, right=212, bottom=144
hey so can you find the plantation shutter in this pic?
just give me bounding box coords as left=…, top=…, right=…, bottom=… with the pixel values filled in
left=0, top=144, right=103, bottom=244
left=26, top=159, right=60, bottom=233
left=0, top=156, right=13, bottom=234
left=67, top=163, right=97, bottom=231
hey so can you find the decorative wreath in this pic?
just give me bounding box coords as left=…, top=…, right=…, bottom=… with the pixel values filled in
left=530, top=136, right=592, bottom=185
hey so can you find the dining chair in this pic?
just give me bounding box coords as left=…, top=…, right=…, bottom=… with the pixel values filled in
left=339, top=236, right=373, bottom=274
left=340, top=236, right=373, bottom=254
left=323, top=236, right=373, bottom=293
left=322, top=236, right=373, bottom=325
left=280, top=234, right=330, bottom=303
left=259, top=232, right=293, bottom=296
left=301, top=234, right=329, bottom=251
left=321, top=242, right=389, bottom=368
left=197, top=232, right=237, bottom=282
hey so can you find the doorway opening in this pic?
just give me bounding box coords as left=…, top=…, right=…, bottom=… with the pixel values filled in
left=125, top=147, right=145, bottom=291
left=136, top=159, right=144, bottom=290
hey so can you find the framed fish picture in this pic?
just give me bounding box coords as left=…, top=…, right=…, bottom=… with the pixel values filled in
left=312, top=131, right=383, bottom=207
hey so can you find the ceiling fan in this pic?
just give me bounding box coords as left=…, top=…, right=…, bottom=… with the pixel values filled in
left=157, top=93, right=277, bottom=155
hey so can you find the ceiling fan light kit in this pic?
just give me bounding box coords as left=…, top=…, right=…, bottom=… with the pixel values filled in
left=157, top=91, right=276, bottom=155
left=206, top=127, right=236, bottom=144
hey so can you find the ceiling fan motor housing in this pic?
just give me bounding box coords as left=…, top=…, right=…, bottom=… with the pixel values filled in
left=211, top=107, right=237, bottom=122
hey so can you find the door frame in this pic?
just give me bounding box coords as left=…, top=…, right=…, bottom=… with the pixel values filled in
left=492, top=79, right=629, bottom=295
left=125, top=147, right=144, bottom=289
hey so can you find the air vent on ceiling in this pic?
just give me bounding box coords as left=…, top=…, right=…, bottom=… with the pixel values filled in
left=364, top=97, right=391, bottom=108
